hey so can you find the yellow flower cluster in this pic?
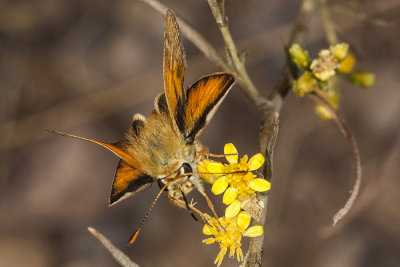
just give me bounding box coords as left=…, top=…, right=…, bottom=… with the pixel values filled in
left=198, top=143, right=270, bottom=207
left=197, top=143, right=269, bottom=266
left=289, top=43, right=375, bottom=120
left=202, top=212, right=263, bottom=266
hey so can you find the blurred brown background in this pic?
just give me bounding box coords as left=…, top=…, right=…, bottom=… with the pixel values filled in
left=1, top=0, right=399, bottom=266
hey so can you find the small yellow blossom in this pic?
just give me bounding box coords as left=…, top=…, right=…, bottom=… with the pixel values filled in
left=338, top=53, right=356, bottom=74
left=310, top=49, right=339, bottom=81
left=293, top=72, right=317, bottom=97
left=198, top=143, right=270, bottom=206
left=350, top=71, right=376, bottom=87
left=289, top=43, right=310, bottom=70
left=330, top=43, right=349, bottom=61
left=202, top=213, right=263, bottom=266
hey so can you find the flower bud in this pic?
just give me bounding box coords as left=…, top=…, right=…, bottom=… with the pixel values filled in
left=349, top=71, right=376, bottom=87
left=289, top=43, right=310, bottom=70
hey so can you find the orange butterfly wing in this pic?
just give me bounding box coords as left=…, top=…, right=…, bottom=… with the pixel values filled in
left=163, top=10, right=186, bottom=134
left=109, top=160, right=153, bottom=206
left=183, top=72, right=236, bottom=143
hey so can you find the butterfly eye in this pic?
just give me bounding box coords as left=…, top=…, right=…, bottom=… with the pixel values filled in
left=180, top=163, right=193, bottom=177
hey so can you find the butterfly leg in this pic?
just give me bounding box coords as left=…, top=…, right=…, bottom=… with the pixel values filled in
left=168, top=194, right=207, bottom=223
left=179, top=190, right=198, bottom=221
left=197, top=188, right=221, bottom=223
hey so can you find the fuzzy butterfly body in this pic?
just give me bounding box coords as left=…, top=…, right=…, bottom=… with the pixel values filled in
left=49, top=10, right=236, bottom=208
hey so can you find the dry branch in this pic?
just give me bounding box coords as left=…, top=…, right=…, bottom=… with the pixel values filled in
left=308, top=93, right=362, bottom=225
left=88, top=227, right=139, bottom=267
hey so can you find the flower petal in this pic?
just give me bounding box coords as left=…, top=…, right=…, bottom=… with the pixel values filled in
left=237, top=212, right=251, bottom=231
left=338, top=53, right=356, bottom=74
left=248, top=153, right=265, bottom=171
left=197, top=161, right=216, bottom=184
left=244, top=225, right=264, bottom=237
left=202, top=238, right=216, bottom=244
left=206, top=162, right=226, bottom=174
left=202, top=224, right=213, bottom=235
left=240, top=155, right=248, bottom=164
left=225, top=200, right=241, bottom=218
left=215, top=247, right=227, bottom=267
left=237, top=247, right=244, bottom=262
left=229, top=244, right=235, bottom=258
left=249, top=178, right=271, bottom=192
left=212, top=176, right=229, bottom=195
left=224, top=143, right=238, bottom=164
left=223, top=187, right=239, bottom=205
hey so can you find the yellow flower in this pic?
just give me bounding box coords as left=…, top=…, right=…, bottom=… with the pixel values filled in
left=338, top=53, right=356, bottom=74
left=330, top=43, right=349, bottom=61
left=199, top=143, right=270, bottom=206
left=202, top=212, right=263, bottom=266
left=293, top=72, right=317, bottom=97
left=310, top=49, right=339, bottom=81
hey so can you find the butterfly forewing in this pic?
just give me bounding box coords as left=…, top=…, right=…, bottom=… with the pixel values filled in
left=163, top=10, right=186, bottom=134
left=183, top=72, right=236, bottom=143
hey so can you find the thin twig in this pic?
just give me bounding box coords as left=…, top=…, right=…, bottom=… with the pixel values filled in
left=240, top=113, right=280, bottom=267
left=269, top=0, right=316, bottom=100
left=308, top=93, right=362, bottom=225
left=321, top=126, right=400, bottom=237
left=317, top=0, right=363, bottom=226
left=241, top=0, right=315, bottom=265
left=319, top=0, right=339, bottom=44
left=207, top=0, right=262, bottom=109
left=289, top=0, right=316, bottom=44
left=88, top=227, right=139, bottom=267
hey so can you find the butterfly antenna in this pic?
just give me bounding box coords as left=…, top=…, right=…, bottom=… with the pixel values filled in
left=180, top=190, right=198, bottom=221
left=128, top=183, right=167, bottom=245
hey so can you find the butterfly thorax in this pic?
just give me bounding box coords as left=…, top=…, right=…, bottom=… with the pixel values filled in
left=123, top=110, right=199, bottom=180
